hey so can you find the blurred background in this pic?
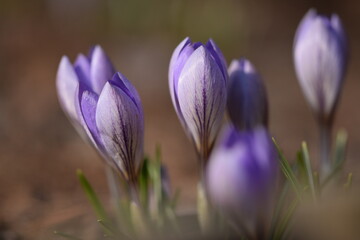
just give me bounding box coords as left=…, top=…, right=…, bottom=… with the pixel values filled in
left=1, top=0, right=360, bottom=239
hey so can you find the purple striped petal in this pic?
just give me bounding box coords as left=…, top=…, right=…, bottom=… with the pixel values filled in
left=76, top=82, right=121, bottom=172
left=294, top=9, right=316, bottom=45
left=56, top=56, right=80, bottom=121
left=170, top=39, right=200, bottom=127
left=173, top=44, right=199, bottom=97
left=95, top=81, right=144, bottom=181
left=169, top=37, right=191, bottom=106
left=111, top=72, right=143, bottom=117
left=205, top=39, right=228, bottom=82
left=90, top=45, right=116, bottom=94
left=177, top=46, right=227, bottom=153
left=74, top=54, right=91, bottom=86
left=78, top=84, right=100, bottom=146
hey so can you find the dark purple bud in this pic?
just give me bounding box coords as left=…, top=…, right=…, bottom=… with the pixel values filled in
left=227, top=58, right=268, bottom=130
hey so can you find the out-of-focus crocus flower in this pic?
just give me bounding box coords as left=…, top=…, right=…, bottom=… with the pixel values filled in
left=293, top=9, right=348, bottom=124
left=227, top=58, right=268, bottom=130
left=294, top=9, right=348, bottom=175
left=169, top=37, right=227, bottom=164
left=206, top=126, right=278, bottom=235
left=56, top=46, right=144, bottom=182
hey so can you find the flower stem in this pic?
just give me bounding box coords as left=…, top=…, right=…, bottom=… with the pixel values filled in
left=129, top=180, right=140, bottom=205
left=319, top=121, right=331, bottom=179
left=105, top=166, right=123, bottom=227
left=105, top=166, right=122, bottom=205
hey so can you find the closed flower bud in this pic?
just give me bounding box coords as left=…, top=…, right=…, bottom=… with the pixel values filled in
left=56, top=46, right=144, bottom=181
left=169, top=37, right=227, bottom=163
left=206, top=126, right=278, bottom=235
left=227, top=58, right=268, bottom=130
left=293, top=9, right=348, bottom=123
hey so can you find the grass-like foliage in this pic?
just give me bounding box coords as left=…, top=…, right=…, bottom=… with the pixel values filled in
left=54, top=130, right=352, bottom=240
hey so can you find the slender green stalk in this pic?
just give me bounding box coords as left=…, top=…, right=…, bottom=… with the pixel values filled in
left=321, top=130, right=347, bottom=188
left=344, top=173, right=353, bottom=190
left=105, top=165, right=124, bottom=230
left=270, top=182, right=290, bottom=238
left=76, top=170, right=108, bottom=221
left=319, top=122, right=331, bottom=178
left=273, top=138, right=303, bottom=201
left=301, top=142, right=317, bottom=202
left=97, top=219, right=115, bottom=237
left=105, top=166, right=122, bottom=205
left=165, top=206, right=181, bottom=233
left=273, top=198, right=298, bottom=240
left=227, top=218, right=252, bottom=240
left=129, top=181, right=140, bottom=205
left=77, top=170, right=114, bottom=237
left=54, top=231, right=82, bottom=240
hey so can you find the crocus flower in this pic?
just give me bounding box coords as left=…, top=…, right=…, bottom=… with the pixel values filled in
left=293, top=9, right=348, bottom=123
left=227, top=58, right=268, bottom=130
left=168, top=37, right=227, bottom=163
left=206, top=126, right=278, bottom=235
left=56, top=46, right=144, bottom=182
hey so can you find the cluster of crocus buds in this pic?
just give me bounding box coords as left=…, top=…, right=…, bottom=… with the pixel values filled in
left=55, top=7, right=349, bottom=238
left=168, top=38, right=276, bottom=235
left=208, top=59, right=273, bottom=236
left=56, top=46, right=144, bottom=182
left=169, top=37, right=228, bottom=165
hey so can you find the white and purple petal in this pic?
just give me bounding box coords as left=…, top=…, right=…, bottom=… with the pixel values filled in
left=177, top=46, right=227, bottom=152
left=56, top=56, right=80, bottom=121
left=205, top=39, right=228, bottom=82
left=95, top=81, right=144, bottom=181
left=90, top=45, right=116, bottom=94
left=77, top=84, right=100, bottom=146
left=294, top=9, right=317, bottom=45
left=169, top=37, right=191, bottom=105
left=112, top=72, right=143, bottom=118
left=169, top=39, right=201, bottom=129
left=74, top=54, right=91, bottom=86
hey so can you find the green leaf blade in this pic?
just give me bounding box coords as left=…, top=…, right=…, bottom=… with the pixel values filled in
left=272, top=138, right=303, bottom=201
left=301, top=142, right=317, bottom=202
left=76, top=169, right=109, bottom=222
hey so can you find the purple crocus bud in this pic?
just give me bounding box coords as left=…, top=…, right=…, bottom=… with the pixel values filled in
left=56, top=45, right=144, bottom=181
left=293, top=9, right=348, bottom=123
left=206, top=126, right=278, bottom=235
left=169, top=37, right=227, bottom=163
left=56, top=45, right=115, bottom=125
left=227, top=58, right=268, bottom=130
